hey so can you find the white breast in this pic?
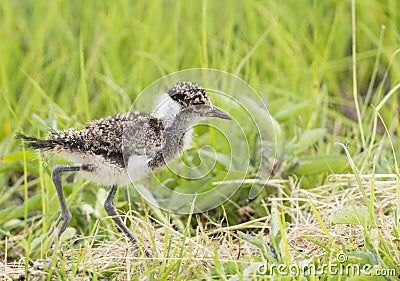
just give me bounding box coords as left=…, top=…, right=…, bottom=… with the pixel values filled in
left=58, top=149, right=152, bottom=187
left=126, top=155, right=150, bottom=181
left=57, top=150, right=132, bottom=187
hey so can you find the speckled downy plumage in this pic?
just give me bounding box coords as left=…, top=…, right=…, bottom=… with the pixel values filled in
left=17, top=81, right=231, bottom=245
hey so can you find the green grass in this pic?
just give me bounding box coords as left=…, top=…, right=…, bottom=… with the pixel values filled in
left=1, top=0, right=400, bottom=280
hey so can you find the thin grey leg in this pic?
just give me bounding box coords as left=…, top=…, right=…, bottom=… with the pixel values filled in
left=104, top=185, right=137, bottom=243
left=49, top=165, right=82, bottom=240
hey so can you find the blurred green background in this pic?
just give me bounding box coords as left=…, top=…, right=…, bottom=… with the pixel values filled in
left=1, top=1, right=399, bottom=144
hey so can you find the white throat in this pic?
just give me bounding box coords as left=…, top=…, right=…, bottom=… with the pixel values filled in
left=154, top=93, right=182, bottom=128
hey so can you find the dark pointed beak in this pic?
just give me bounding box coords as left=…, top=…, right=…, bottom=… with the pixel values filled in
left=210, top=107, right=232, bottom=120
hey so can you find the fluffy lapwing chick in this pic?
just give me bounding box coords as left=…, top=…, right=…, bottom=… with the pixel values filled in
left=17, top=81, right=231, bottom=244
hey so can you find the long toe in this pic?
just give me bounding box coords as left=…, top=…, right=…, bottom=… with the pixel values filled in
left=57, top=220, right=71, bottom=240
left=48, top=212, right=72, bottom=241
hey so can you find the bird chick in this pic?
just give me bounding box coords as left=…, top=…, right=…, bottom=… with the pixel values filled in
left=17, top=81, right=231, bottom=244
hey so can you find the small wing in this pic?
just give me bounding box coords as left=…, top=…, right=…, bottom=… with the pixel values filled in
left=48, top=112, right=164, bottom=164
